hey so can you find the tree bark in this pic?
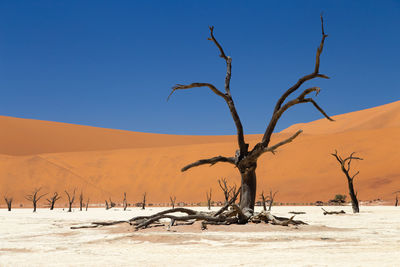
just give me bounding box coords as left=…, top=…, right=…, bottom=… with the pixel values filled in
left=347, top=179, right=359, bottom=213
left=239, top=166, right=257, bottom=219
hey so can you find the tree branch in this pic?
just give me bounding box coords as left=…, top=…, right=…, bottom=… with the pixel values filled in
left=181, top=155, right=236, bottom=172
left=170, top=26, right=248, bottom=157
left=264, top=130, right=303, bottom=154
left=259, top=15, right=330, bottom=150
left=273, top=14, right=329, bottom=114
left=207, top=26, right=228, bottom=61
left=168, top=83, right=227, bottom=101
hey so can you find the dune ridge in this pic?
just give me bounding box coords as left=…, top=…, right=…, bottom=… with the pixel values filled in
left=0, top=100, right=399, bottom=205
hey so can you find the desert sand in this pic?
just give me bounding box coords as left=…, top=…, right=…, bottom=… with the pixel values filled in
left=0, top=206, right=399, bottom=266
left=0, top=101, right=399, bottom=206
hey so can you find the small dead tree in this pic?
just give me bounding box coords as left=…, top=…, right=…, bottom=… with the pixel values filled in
left=218, top=178, right=236, bottom=204
left=142, top=192, right=147, bottom=210
left=79, top=191, right=84, bottom=211
left=394, top=191, right=399, bottom=207
left=105, top=200, right=109, bottom=210
left=46, top=192, right=61, bottom=210
left=65, top=189, right=76, bottom=212
left=169, top=15, right=332, bottom=220
left=123, top=192, right=128, bottom=211
left=109, top=198, right=116, bottom=208
left=4, top=196, right=12, bottom=211
left=86, top=198, right=89, bottom=211
left=331, top=150, right=363, bottom=213
left=260, top=191, right=267, bottom=211
left=268, top=190, right=278, bottom=211
left=206, top=188, right=212, bottom=210
left=170, top=196, right=176, bottom=209
left=25, top=188, right=47, bottom=212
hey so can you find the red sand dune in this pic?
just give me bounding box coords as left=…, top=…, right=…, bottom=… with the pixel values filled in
left=0, top=100, right=399, bottom=206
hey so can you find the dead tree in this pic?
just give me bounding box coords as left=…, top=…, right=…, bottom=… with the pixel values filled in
left=394, top=191, right=399, bottom=207
left=86, top=198, right=89, bottom=211
left=79, top=191, right=84, bottom=211
left=25, top=188, right=47, bottom=212
left=73, top=15, right=330, bottom=230
left=109, top=198, right=116, bottom=208
left=46, top=192, right=61, bottom=210
left=168, top=15, right=332, bottom=221
left=218, top=178, right=236, bottom=204
left=331, top=150, right=362, bottom=213
left=268, top=190, right=278, bottom=211
left=260, top=191, right=267, bottom=211
left=170, top=196, right=176, bottom=209
left=65, top=189, right=76, bottom=212
left=123, top=192, right=128, bottom=211
left=206, top=188, right=212, bottom=210
left=105, top=200, right=109, bottom=210
left=142, top=192, right=146, bottom=210
left=4, top=196, right=12, bottom=211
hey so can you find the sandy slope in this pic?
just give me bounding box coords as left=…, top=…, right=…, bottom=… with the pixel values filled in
left=0, top=101, right=399, bottom=206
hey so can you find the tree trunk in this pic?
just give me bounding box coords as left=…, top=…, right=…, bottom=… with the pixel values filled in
left=239, top=166, right=257, bottom=220
left=33, top=202, right=37, bottom=212
left=347, top=179, right=359, bottom=213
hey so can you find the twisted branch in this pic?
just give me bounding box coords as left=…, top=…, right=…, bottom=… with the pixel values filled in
left=181, top=155, right=235, bottom=172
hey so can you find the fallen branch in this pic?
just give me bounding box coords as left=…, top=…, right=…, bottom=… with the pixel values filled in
left=321, top=208, right=346, bottom=215
left=289, top=211, right=306, bottom=215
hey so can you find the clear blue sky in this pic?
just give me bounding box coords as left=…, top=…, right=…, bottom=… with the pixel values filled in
left=1, top=1, right=399, bottom=135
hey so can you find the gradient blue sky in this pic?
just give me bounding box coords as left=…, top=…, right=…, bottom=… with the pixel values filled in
left=1, top=1, right=399, bottom=135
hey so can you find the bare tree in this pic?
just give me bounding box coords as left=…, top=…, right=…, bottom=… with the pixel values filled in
left=218, top=178, right=236, bottom=204
left=123, top=192, right=128, bottom=211
left=4, top=196, right=12, bottom=211
left=46, top=192, right=61, bottom=210
left=65, top=189, right=76, bottom=212
left=142, top=192, right=146, bottom=210
left=105, top=200, right=109, bottom=210
left=79, top=191, right=84, bottom=211
left=394, top=191, right=399, bottom=207
left=109, top=198, right=116, bottom=208
left=169, top=15, right=332, bottom=221
left=331, top=150, right=363, bottom=213
left=73, top=15, right=328, bottom=230
left=268, top=190, right=278, bottom=211
left=259, top=191, right=267, bottom=211
left=206, top=188, right=212, bottom=210
left=26, top=188, right=47, bottom=212
left=170, top=196, right=177, bottom=209
left=86, top=198, right=89, bottom=211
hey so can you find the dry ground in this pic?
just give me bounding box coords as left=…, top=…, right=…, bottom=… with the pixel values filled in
left=0, top=206, right=399, bottom=266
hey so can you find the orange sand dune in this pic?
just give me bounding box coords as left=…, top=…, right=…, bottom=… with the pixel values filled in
left=0, top=101, right=399, bottom=206
left=283, top=100, right=400, bottom=134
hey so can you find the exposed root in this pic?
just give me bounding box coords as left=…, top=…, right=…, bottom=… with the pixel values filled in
left=71, top=192, right=307, bottom=230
